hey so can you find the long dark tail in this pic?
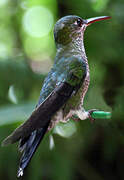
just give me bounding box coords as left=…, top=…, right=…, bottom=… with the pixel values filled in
left=17, top=122, right=49, bottom=177
left=1, top=82, right=75, bottom=177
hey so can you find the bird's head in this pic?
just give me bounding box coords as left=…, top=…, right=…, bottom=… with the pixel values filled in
left=54, top=15, right=110, bottom=47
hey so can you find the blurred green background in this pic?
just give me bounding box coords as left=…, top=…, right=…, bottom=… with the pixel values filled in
left=0, top=0, right=124, bottom=179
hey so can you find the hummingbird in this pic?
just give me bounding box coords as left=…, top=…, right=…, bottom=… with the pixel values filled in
left=2, top=15, right=110, bottom=177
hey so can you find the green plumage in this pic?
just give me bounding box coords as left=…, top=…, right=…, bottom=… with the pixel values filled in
left=2, top=15, right=110, bottom=177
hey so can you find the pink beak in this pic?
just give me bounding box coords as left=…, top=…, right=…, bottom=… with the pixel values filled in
left=85, top=16, right=111, bottom=25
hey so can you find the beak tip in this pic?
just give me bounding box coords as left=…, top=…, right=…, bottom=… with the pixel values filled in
left=104, top=16, right=111, bottom=19
left=86, top=15, right=111, bottom=25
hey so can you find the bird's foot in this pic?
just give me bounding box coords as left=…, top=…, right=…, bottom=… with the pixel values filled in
left=88, top=109, right=98, bottom=123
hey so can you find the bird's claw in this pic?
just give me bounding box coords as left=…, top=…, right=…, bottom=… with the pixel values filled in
left=88, top=109, right=98, bottom=123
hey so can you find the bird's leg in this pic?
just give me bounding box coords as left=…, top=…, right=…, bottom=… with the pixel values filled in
left=75, top=108, right=89, bottom=121
left=60, top=110, right=76, bottom=123
left=88, top=109, right=98, bottom=123
left=73, top=108, right=98, bottom=123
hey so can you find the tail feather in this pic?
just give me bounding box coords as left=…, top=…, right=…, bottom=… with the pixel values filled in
left=18, top=135, right=31, bottom=152
left=17, top=123, right=49, bottom=177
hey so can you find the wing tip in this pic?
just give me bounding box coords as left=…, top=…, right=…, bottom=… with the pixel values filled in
left=1, top=135, right=13, bottom=147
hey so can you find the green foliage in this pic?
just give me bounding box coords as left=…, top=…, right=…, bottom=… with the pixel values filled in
left=0, top=102, right=35, bottom=126
left=53, top=120, right=77, bottom=138
left=0, top=0, right=124, bottom=180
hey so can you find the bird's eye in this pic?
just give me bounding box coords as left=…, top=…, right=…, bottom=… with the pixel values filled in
left=76, top=18, right=83, bottom=27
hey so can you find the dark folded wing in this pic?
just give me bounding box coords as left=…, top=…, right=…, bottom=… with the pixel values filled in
left=2, top=82, right=74, bottom=146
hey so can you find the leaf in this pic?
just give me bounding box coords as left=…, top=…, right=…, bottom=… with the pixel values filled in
left=0, top=102, right=35, bottom=126
left=49, top=135, right=55, bottom=150
left=53, top=120, right=77, bottom=138
left=8, top=85, right=18, bottom=104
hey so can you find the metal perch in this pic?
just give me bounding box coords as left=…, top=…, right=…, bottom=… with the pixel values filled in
left=91, top=111, right=111, bottom=119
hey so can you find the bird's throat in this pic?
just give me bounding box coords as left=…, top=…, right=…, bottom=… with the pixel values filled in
left=56, top=32, right=87, bottom=63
